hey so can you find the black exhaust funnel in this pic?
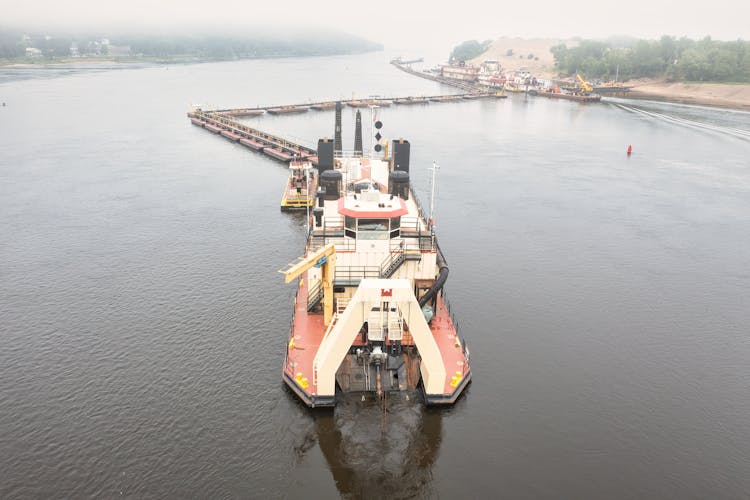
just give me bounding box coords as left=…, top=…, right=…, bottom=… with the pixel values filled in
left=317, top=138, right=334, bottom=173
left=392, top=139, right=410, bottom=173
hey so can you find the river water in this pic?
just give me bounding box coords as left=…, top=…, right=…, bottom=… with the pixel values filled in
left=1, top=51, right=749, bottom=499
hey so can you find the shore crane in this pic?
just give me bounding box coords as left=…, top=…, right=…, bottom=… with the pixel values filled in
left=576, top=74, right=594, bottom=94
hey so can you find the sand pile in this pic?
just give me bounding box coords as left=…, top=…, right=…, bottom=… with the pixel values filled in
left=468, top=37, right=575, bottom=78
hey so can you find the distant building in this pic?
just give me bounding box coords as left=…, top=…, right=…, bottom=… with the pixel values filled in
left=70, top=43, right=80, bottom=57
left=482, top=60, right=501, bottom=72
left=25, top=47, right=42, bottom=57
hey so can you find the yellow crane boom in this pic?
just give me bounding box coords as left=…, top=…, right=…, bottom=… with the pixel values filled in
left=576, top=74, right=593, bottom=93
left=279, top=243, right=337, bottom=325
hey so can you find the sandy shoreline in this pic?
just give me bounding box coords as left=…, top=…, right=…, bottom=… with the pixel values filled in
left=624, top=80, right=750, bottom=111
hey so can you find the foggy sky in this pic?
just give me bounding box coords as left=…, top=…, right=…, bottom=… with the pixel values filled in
left=3, top=0, right=748, bottom=50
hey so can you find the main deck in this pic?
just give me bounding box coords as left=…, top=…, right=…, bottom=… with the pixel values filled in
left=283, top=277, right=471, bottom=407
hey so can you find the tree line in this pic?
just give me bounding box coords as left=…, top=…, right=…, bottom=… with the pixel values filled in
left=449, top=40, right=492, bottom=63
left=117, top=33, right=382, bottom=59
left=551, top=36, right=750, bottom=83
left=0, top=27, right=382, bottom=60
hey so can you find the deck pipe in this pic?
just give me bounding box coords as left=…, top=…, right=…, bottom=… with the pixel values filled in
left=418, top=240, right=448, bottom=308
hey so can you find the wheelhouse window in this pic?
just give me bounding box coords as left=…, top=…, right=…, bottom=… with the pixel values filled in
left=345, top=215, right=356, bottom=239
left=357, top=218, right=389, bottom=240
left=389, top=217, right=401, bottom=239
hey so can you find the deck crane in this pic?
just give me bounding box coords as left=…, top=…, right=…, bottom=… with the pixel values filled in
left=279, top=243, right=337, bottom=325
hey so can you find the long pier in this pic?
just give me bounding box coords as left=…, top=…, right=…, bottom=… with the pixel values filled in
left=393, top=61, right=633, bottom=100
left=188, top=109, right=318, bottom=163
left=203, top=90, right=502, bottom=116
left=188, top=91, right=506, bottom=164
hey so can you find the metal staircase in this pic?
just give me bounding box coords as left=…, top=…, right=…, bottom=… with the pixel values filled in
left=307, top=281, right=324, bottom=311
left=318, top=246, right=424, bottom=295
left=380, top=246, right=422, bottom=278
left=380, top=252, right=407, bottom=278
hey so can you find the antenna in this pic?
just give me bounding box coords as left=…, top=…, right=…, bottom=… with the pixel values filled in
left=305, top=165, right=310, bottom=235
left=429, top=161, right=440, bottom=226
left=369, top=104, right=380, bottom=182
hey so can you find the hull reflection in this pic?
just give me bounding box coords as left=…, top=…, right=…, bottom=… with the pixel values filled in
left=305, top=392, right=444, bottom=498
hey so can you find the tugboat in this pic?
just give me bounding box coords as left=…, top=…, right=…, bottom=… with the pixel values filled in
left=279, top=116, right=471, bottom=408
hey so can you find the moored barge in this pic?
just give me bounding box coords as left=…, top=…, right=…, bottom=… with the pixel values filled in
left=280, top=160, right=317, bottom=211
left=267, top=105, right=310, bottom=115
left=532, top=88, right=602, bottom=102
left=347, top=99, right=392, bottom=108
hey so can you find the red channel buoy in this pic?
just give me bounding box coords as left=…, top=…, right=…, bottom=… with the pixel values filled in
left=627, top=145, right=633, bottom=156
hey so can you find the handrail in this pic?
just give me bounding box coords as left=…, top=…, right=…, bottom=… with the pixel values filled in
left=308, top=237, right=355, bottom=253
left=334, top=149, right=388, bottom=160
left=408, top=181, right=430, bottom=224
left=379, top=247, right=406, bottom=278
left=333, top=266, right=380, bottom=285
left=322, top=216, right=344, bottom=230
left=399, top=216, right=423, bottom=232
left=388, top=240, right=422, bottom=252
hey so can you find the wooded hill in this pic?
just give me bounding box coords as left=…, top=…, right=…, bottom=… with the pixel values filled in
left=551, top=36, right=750, bottom=83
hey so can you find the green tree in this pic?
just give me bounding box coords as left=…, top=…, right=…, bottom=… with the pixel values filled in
left=551, top=35, right=750, bottom=82
left=449, top=40, right=490, bottom=63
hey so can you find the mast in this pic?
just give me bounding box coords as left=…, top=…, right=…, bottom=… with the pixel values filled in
left=305, top=165, right=310, bottom=235
left=429, top=161, right=439, bottom=226
left=369, top=104, right=379, bottom=181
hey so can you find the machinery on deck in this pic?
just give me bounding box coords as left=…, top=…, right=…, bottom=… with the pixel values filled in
left=576, top=74, right=594, bottom=94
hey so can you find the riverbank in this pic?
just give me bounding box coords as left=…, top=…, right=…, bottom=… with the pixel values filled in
left=626, top=79, right=750, bottom=111
left=0, top=56, right=217, bottom=67
left=469, top=38, right=750, bottom=111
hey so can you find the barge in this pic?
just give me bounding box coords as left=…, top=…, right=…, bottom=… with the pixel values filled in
left=280, top=160, right=317, bottom=211
left=393, top=96, right=429, bottom=105
left=531, top=88, right=602, bottom=102
left=215, top=108, right=265, bottom=117
left=347, top=99, right=392, bottom=108
left=280, top=130, right=471, bottom=408
left=429, top=95, right=464, bottom=102
left=267, top=105, right=309, bottom=115
left=310, top=102, right=337, bottom=110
